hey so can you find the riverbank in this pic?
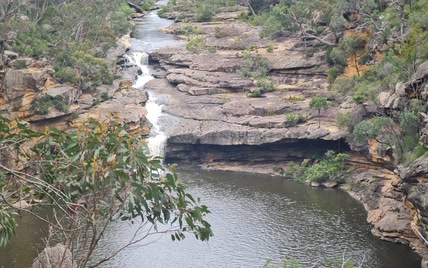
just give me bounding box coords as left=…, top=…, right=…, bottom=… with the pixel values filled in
left=142, top=1, right=428, bottom=260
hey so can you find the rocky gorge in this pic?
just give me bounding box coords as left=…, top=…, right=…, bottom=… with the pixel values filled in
left=144, top=2, right=428, bottom=259
left=1, top=0, right=428, bottom=264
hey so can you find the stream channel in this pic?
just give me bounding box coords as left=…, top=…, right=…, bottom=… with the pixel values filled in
left=0, top=1, right=423, bottom=267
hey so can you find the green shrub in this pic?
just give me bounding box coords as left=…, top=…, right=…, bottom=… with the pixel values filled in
left=101, top=92, right=109, bottom=101
left=238, top=54, right=271, bottom=79
left=352, top=92, right=367, bottom=104
left=304, top=151, right=350, bottom=183
left=207, top=46, right=217, bottom=53
left=246, top=89, right=262, bottom=98
left=328, top=47, right=347, bottom=66
left=283, top=162, right=305, bottom=181
left=186, top=38, right=205, bottom=53
left=283, top=96, right=304, bottom=102
left=32, top=95, right=69, bottom=115
left=196, top=6, right=213, bottom=22
left=336, top=112, right=353, bottom=131
left=214, top=27, right=230, bottom=38
left=326, top=66, right=343, bottom=84
left=71, top=112, right=80, bottom=121
left=256, top=78, right=276, bottom=92
left=14, top=60, right=27, bottom=69
left=158, top=6, right=168, bottom=16
left=285, top=113, right=307, bottom=127
left=141, top=3, right=152, bottom=11
left=266, top=44, right=274, bottom=53
left=174, top=24, right=196, bottom=35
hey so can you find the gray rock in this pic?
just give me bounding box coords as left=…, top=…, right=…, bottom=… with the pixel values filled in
left=395, top=82, right=406, bottom=96
left=399, top=156, right=428, bottom=183
left=32, top=244, right=74, bottom=268
left=45, top=85, right=79, bottom=105
left=378, top=90, right=406, bottom=109
left=413, top=60, right=428, bottom=82
left=4, top=50, right=18, bottom=60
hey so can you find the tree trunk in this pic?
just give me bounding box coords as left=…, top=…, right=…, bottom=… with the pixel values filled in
left=246, top=0, right=256, bottom=16
left=354, top=53, right=360, bottom=77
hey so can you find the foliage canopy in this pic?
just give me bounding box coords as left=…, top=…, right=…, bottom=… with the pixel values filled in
left=0, top=115, right=212, bottom=267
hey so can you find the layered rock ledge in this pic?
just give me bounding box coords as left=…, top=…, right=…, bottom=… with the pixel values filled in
left=144, top=12, right=428, bottom=258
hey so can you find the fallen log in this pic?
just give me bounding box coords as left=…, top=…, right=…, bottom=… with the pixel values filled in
left=128, top=2, right=144, bottom=14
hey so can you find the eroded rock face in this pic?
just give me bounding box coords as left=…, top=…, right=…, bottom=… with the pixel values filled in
left=346, top=161, right=426, bottom=254
left=2, top=68, right=48, bottom=119
left=147, top=20, right=341, bottom=152
left=76, top=79, right=150, bottom=136
left=397, top=156, right=428, bottom=254
left=406, top=60, right=428, bottom=100
left=1, top=35, right=149, bottom=135
left=146, top=15, right=428, bottom=257
left=1, top=67, right=82, bottom=123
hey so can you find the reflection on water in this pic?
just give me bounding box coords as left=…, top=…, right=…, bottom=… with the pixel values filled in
left=93, top=168, right=421, bottom=268
left=0, top=168, right=422, bottom=268
left=0, top=209, right=51, bottom=268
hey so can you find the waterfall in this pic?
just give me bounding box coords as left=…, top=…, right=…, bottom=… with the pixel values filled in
left=126, top=51, right=169, bottom=158
left=126, top=52, right=153, bottom=89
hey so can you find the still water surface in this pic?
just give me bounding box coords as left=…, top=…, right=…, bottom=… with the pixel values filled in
left=93, top=168, right=421, bottom=268
left=0, top=168, right=422, bottom=267
left=0, top=168, right=420, bottom=268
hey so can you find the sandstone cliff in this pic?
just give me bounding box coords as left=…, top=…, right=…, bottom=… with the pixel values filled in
left=0, top=34, right=150, bottom=135
left=145, top=6, right=428, bottom=257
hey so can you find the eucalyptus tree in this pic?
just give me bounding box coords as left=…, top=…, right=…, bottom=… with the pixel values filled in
left=0, top=115, right=212, bottom=267
left=309, top=94, right=329, bottom=128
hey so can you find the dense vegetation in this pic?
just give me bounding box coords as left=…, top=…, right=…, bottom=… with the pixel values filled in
left=1, top=1, right=213, bottom=266
left=0, top=0, right=144, bottom=90
left=0, top=115, right=212, bottom=267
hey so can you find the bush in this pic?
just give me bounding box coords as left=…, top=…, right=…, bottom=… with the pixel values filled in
left=304, top=151, right=350, bottom=183
left=246, top=89, right=262, bottom=98
left=336, top=112, right=353, bottom=131
left=285, top=113, right=307, bottom=127
left=186, top=38, right=205, bottom=53
left=352, top=92, right=367, bottom=104
left=256, top=77, right=276, bottom=92
left=101, top=92, right=109, bottom=101
left=238, top=54, right=271, bottom=79
left=32, top=95, right=69, bottom=115
left=14, top=60, right=27, bottom=69
left=196, top=6, right=213, bottom=22
left=214, top=27, right=230, bottom=38
left=326, top=66, right=343, bottom=84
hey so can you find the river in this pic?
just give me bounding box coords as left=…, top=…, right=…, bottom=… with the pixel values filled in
left=0, top=1, right=423, bottom=268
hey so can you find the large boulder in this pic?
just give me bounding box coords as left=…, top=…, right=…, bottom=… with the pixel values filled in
left=406, top=60, right=428, bottom=99
left=399, top=156, right=428, bottom=183
left=378, top=90, right=407, bottom=110
left=105, top=34, right=132, bottom=69
left=2, top=68, right=47, bottom=117
left=45, top=85, right=79, bottom=105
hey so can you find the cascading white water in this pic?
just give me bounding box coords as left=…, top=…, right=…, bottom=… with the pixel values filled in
left=126, top=51, right=168, bottom=158
left=126, top=52, right=153, bottom=89
left=145, top=92, right=168, bottom=157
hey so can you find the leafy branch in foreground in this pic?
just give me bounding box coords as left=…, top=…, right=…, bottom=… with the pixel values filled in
left=0, top=114, right=212, bottom=267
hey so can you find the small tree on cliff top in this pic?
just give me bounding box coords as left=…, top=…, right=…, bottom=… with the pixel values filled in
left=309, top=94, right=329, bottom=128
left=0, top=115, right=212, bottom=267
